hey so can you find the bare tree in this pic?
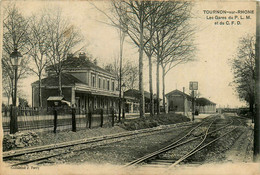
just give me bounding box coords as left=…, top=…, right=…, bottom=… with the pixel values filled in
left=124, top=63, right=139, bottom=90
left=231, top=34, right=255, bottom=114
left=143, top=1, right=165, bottom=117
left=142, top=1, right=192, bottom=116
left=110, top=1, right=166, bottom=117
left=45, top=9, right=83, bottom=96
left=93, top=1, right=193, bottom=116
left=2, top=4, right=31, bottom=104
left=27, top=13, right=50, bottom=107
left=104, top=58, right=138, bottom=90
left=160, top=25, right=195, bottom=112
left=152, top=2, right=194, bottom=114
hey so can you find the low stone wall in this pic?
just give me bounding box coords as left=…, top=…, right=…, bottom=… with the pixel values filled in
left=3, top=131, right=40, bottom=151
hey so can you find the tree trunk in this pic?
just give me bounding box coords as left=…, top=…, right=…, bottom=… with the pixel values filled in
left=38, top=74, right=42, bottom=108
left=254, top=2, right=260, bottom=161
left=156, top=55, right=160, bottom=115
left=139, top=43, right=145, bottom=118
left=139, top=8, right=145, bottom=118
left=249, top=95, right=255, bottom=123
left=161, top=65, right=166, bottom=113
left=118, top=28, right=125, bottom=122
left=58, top=71, right=62, bottom=96
left=148, top=55, right=154, bottom=117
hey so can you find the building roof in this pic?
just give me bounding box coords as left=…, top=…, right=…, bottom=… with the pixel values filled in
left=32, top=73, right=84, bottom=87
left=124, top=89, right=149, bottom=99
left=47, top=96, right=64, bottom=101
left=166, top=89, right=216, bottom=106
left=166, top=89, right=192, bottom=100
left=196, top=98, right=216, bottom=106
left=46, top=55, right=114, bottom=76
left=124, top=89, right=160, bottom=101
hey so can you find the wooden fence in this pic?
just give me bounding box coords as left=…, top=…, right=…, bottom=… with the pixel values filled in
left=2, top=106, right=117, bottom=135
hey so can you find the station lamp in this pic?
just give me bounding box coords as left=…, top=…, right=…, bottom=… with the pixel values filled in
left=9, top=48, right=22, bottom=134
left=10, top=48, right=22, bottom=106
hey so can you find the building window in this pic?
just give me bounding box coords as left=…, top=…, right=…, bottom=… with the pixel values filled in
left=112, top=82, right=115, bottom=91
left=103, top=79, right=106, bottom=89
left=92, top=75, right=95, bottom=87
left=99, top=78, right=101, bottom=88
left=107, top=80, right=110, bottom=90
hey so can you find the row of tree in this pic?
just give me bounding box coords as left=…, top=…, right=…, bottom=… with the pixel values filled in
left=3, top=2, right=195, bottom=119
left=231, top=34, right=256, bottom=115
left=2, top=4, right=84, bottom=107
left=97, top=1, right=195, bottom=117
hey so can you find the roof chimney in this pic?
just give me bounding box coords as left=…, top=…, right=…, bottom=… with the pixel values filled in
left=79, top=52, right=86, bottom=59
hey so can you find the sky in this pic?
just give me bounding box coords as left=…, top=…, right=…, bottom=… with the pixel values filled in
left=1, top=1, right=256, bottom=108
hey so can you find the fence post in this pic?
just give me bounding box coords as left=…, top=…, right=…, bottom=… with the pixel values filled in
left=4, top=106, right=7, bottom=117
left=100, top=109, right=103, bottom=127
left=111, top=108, right=114, bottom=127
left=72, top=107, right=76, bottom=132
left=88, top=110, right=92, bottom=128
left=86, top=110, right=88, bottom=128
left=53, top=108, right=57, bottom=133
left=10, top=106, right=18, bottom=134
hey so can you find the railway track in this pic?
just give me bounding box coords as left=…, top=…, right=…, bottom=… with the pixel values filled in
left=5, top=114, right=237, bottom=167
left=124, top=115, right=241, bottom=169
left=4, top=119, right=204, bottom=167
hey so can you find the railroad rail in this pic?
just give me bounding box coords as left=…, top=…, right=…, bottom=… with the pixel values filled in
left=124, top=115, right=240, bottom=168
left=5, top=114, right=233, bottom=167
left=166, top=117, right=243, bottom=169
left=4, top=120, right=200, bottom=166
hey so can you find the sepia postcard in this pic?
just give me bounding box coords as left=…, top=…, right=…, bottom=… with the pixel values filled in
left=0, top=0, right=259, bottom=175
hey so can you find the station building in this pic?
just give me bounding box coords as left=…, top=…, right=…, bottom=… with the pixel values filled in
left=123, top=89, right=160, bottom=113
left=195, top=97, right=216, bottom=114
left=165, top=89, right=216, bottom=115
left=31, top=53, right=119, bottom=113
left=165, top=89, right=192, bottom=115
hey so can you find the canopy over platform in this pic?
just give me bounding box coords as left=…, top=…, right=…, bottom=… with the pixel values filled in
left=47, top=96, right=64, bottom=101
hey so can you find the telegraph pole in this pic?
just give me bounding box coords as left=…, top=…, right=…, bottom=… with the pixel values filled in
left=189, top=81, right=198, bottom=122
left=192, top=90, right=195, bottom=121
left=254, top=1, right=260, bottom=162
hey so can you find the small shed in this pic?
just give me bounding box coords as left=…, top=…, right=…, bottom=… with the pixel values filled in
left=196, top=98, right=216, bottom=114
left=47, top=96, right=71, bottom=108
left=165, top=89, right=192, bottom=113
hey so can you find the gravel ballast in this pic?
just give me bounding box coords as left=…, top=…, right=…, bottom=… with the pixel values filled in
left=3, top=113, right=190, bottom=151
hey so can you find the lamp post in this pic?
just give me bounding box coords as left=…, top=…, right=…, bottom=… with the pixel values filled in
left=10, top=48, right=22, bottom=134
left=121, top=83, right=126, bottom=119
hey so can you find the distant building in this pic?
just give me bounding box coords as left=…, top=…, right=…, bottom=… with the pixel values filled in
left=165, top=89, right=216, bottom=115
left=124, top=89, right=160, bottom=113
left=31, top=54, right=119, bottom=113
left=165, top=89, right=192, bottom=115
left=196, top=98, right=216, bottom=114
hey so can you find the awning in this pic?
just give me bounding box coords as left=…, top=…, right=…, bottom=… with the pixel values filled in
left=47, top=96, right=64, bottom=101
